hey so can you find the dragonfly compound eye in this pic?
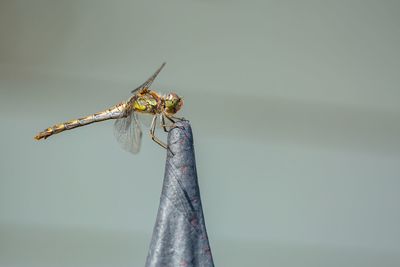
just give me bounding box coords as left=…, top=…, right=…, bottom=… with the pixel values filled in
left=165, top=93, right=184, bottom=114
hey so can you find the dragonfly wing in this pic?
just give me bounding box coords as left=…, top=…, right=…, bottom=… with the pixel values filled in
left=113, top=111, right=142, bottom=154
left=136, top=113, right=154, bottom=128
left=131, top=62, right=166, bottom=94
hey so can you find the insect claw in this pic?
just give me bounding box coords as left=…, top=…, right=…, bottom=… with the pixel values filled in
left=167, top=146, right=175, bottom=156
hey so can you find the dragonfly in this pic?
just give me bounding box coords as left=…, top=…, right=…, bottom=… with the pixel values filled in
left=34, top=62, right=184, bottom=153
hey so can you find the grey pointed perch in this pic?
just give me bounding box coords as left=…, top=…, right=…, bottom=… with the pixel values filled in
left=145, top=121, right=215, bottom=267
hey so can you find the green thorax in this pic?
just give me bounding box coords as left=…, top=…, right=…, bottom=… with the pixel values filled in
left=132, top=93, right=159, bottom=113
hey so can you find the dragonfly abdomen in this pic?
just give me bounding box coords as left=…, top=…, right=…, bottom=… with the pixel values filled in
left=34, top=103, right=127, bottom=140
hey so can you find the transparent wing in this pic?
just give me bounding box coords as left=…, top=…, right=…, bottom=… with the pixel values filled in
left=131, top=62, right=166, bottom=94
left=113, top=111, right=142, bottom=154
left=136, top=113, right=153, bottom=128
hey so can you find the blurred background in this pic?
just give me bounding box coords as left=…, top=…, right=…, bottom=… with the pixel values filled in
left=1, top=0, right=400, bottom=266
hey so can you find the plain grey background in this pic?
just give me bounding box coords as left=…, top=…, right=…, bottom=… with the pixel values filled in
left=1, top=0, right=399, bottom=266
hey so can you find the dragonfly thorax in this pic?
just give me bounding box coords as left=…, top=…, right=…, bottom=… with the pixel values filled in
left=132, top=92, right=160, bottom=114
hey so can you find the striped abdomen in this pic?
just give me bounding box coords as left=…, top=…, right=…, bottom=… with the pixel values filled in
left=34, top=102, right=127, bottom=140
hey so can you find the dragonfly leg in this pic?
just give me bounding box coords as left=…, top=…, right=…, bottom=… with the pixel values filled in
left=161, top=114, right=168, bottom=133
left=165, top=115, right=186, bottom=131
left=160, top=114, right=181, bottom=133
left=150, top=115, right=168, bottom=150
left=166, top=116, right=175, bottom=124
left=170, top=115, right=186, bottom=121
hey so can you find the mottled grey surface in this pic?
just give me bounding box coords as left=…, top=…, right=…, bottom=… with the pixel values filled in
left=145, top=121, right=214, bottom=267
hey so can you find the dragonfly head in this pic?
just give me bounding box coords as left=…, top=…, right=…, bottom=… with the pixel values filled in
left=164, top=93, right=184, bottom=115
